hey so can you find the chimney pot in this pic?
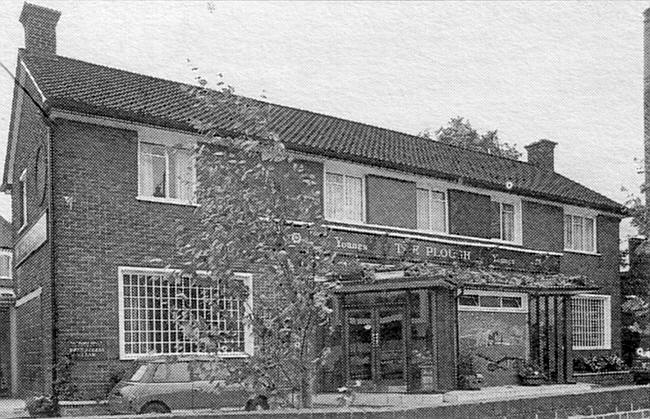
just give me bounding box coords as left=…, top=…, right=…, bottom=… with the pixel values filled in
left=20, top=2, right=61, bottom=55
left=525, top=139, right=557, bottom=172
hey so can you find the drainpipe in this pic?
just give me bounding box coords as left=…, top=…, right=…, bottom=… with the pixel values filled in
left=45, top=120, right=58, bottom=412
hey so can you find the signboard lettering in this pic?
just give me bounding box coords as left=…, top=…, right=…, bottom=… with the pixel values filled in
left=289, top=227, right=560, bottom=273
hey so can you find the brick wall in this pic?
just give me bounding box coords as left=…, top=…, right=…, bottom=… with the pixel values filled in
left=10, top=69, right=53, bottom=397
left=561, top=215, right=621, bottom=355
left=0, top=309, right=11, bottom=395
left=48, top=118, right=326, bottom=398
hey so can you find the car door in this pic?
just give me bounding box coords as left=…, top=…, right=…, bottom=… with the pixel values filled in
left=147, top=362, right=193, bottom=411
left=190, top=361, right=248, bottom=410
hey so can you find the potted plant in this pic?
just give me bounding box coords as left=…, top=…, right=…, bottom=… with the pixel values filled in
left=412, top=348, right=436, bottom=392
left=517, top=361, right=546, bottom=386
left=457, top=353, right=482, bottom=390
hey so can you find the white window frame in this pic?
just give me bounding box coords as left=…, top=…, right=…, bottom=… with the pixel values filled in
left=137, top=132, right=197, bottom=206
left=564, top=211, right=597, bottom=254
left=491, top=194, right=522, bottom=245
left=571, top=294, right=611, bottom=350
left=323, top=161, right=366, bottom=223
left=0, top=250, right=12, bottom=280
left=19, top=169, right=27, bottom=230
left=458, top=290, right=528, bottom=314
left=117, top=267, right=253, bottom=360
left=321, top=159, right=528, bottom=246
left=416, top=187, right=448, bottom=233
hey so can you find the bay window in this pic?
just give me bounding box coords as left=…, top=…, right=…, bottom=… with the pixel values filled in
left=564, top=214, right=595, bottom=252
left=324, top=172, right=363, bottom=222
left=416, top=188, right=447, bottom=232
left=139, top=142, right=195, bottom=203
left=118, top=268, right=253, bottom=359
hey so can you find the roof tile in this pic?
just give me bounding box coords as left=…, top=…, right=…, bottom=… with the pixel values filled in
left=19, top=50, right=625, bottom=214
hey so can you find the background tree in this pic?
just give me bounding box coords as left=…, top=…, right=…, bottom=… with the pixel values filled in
left=173, top=69, right=354, bottom=408
left=420, top=116, right=521, bottom=160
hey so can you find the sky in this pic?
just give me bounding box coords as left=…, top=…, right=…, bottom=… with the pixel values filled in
left=0, top=1, right=645, bottom=243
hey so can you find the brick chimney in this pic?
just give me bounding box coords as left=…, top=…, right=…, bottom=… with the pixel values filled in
left=525, top=139, right=557, bottom=172
left=19, top=2, right=61, bottom=55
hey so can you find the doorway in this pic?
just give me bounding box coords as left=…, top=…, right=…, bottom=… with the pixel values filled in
left=345, top=305, right=407, bottom=389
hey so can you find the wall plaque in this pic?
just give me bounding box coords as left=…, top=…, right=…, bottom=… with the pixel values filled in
left=66, top=339, right=108, bottom=361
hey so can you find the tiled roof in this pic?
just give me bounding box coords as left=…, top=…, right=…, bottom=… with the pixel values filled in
left=18, top=50, right=625, bottom=214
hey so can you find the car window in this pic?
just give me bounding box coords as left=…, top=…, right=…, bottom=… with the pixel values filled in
left=152, top=362, right=191, bottom=383
left=130, top=365, right=148, bottom=382
left=190, top=361, right=230, bottom=381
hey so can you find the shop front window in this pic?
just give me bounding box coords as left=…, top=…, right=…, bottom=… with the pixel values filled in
left=118, top=268, right=252, bottom=359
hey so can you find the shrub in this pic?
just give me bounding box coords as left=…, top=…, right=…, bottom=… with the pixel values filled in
left=573, top=354, right=628, bottom=373
left=25, top=395, right=56, bottom=417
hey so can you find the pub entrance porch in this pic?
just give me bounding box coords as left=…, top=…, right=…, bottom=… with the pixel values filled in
left=320, top=277, right=459, bottom=394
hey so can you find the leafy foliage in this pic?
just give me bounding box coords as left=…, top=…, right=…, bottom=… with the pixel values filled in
left=573, top=354, right=628, bottom=373
left=175, top=69, right=345, bottom=408
left=420, top=117, right=521, bottom=160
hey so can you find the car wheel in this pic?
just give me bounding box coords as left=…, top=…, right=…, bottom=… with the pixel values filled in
left=244, top=395, right=269, bottom=411
left=140, top=401, right=171, bottom=414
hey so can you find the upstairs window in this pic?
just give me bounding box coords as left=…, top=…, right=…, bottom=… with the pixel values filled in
left=492, top=201, right=515, bottom=242
left=416, top=188, right=447, bottom=233
left=139, top=143, right=195, bottom=203
left=324, top=172, right=363, bottom=222
left=564, top=214, right=595, bottom=252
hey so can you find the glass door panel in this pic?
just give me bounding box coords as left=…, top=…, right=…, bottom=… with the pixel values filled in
left=377, top=308, right=406, bottom=384
left=347, top=309, right=374, bottom=382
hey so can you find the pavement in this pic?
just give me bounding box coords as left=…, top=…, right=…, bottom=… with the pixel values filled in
left=0, top=399, right=25, bottom=419
left=0, top=383, right=596, bottom=418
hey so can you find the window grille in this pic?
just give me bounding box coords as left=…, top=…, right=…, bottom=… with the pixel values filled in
left=119, top=269, right=251, bottom=359
left=572, top=295, right=611, bottom=350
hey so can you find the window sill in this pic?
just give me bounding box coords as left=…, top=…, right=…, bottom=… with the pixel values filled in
left=119, top=351, right=250, bottom=361
left=564, top=249, right=601, bottom=257
left=136, top=196, right=199, bottom=207
left=573, top=346, right=611, bottom=351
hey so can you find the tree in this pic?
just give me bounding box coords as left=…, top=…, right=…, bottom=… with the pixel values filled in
left=420, top=116, right=521, bottom=160
left=173, top=69, right=353, bottom=408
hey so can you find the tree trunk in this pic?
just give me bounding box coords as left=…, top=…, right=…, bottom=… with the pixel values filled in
left=299, top=372, right=314, bottom=409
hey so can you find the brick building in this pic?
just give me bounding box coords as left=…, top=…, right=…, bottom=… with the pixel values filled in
left=3, top=3, right=627, bottom=398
